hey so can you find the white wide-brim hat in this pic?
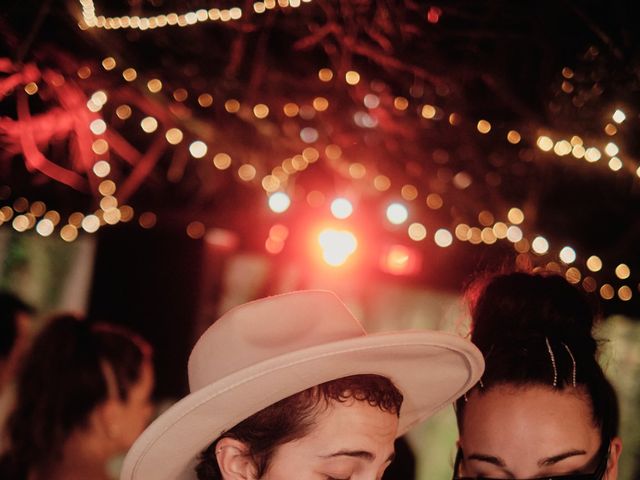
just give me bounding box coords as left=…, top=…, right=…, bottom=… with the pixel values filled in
left=121, top=290, right=483, bottom=480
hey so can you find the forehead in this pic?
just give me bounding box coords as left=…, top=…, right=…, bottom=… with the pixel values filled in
left=461, top=385, right=599, bottom=453
left=301, top=398, right=399, bottom=447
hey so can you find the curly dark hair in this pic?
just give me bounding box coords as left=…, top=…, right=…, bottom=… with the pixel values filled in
left=0, top=314, right=151, bottom=478
left=195, top=374, right=403, bottom=480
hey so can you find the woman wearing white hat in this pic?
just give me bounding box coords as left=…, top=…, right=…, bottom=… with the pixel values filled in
left=122, top=290, right=484, bottom=480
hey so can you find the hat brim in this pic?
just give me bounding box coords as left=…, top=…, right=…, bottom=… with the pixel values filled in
left=121, top=330, right=483, bottom=480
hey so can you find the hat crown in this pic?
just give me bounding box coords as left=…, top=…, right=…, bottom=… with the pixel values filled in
left=188, top=291, right=366, bottom=392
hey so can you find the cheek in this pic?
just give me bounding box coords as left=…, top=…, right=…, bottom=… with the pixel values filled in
left=139, top=399, right=153, bottom=423
left=121, top=402, right=152, bottom=443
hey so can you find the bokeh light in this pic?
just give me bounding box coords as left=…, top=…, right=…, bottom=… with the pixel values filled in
left=507, top=207, right=524, bottom=225
left=386, top=203, right=409, bottom=225
left=318, top=229, right=357, bottom=267
left=408, top=223, right=427, bottom=241
left=330, top=198, right=353, bottom=219
left=189, top=141, right=208, bottom=158
left=506, top=225, right=523, bottom=242
left=586, top=255, right=602, bottom=272
left=268, top=192, right=291, bottom=213
left=93, top=161, right=111, bottom=178
left=559, top=246, right=576, bottom=264
left=434, top=228, right=453, bottom=247
left=615, top=263, right=631, bottom=279
left=531, top=236, right=549, bottom=255
left=612, top=109, right=626, bottom=123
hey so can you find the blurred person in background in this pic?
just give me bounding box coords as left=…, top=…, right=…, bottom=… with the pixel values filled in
left=0, top=314, right=154, bottom=480
left=453, top=272, right=622, bottom=480
left=0, top=291, right=34, bottom=452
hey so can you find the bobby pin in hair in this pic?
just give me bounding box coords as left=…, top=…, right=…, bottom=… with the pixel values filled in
left=562, top=342, right=577, bottom=387
left=545, top=337, right=558, bottom=387
left=463, top=378, right=484, bottom=402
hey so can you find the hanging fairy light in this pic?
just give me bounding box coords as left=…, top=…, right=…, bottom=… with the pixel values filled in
left=79, top=0, right=312, bottom=30
left=330, top=198, right=353, bottom=219
left=268, top=192, right=291, bottom=213
left=434, top=228, right=453, bottom=247
left=386, top=203, right=408, bottom=225
left=612, top=109, right=626, bottom=124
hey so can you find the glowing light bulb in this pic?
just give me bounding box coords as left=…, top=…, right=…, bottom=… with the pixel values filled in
left=531, top=236, right=549, bottom=255
left=537, top=136, right=553, bottom=151
left=612, top=109, right=626, bottom=124
left=506, top=226, right=523, bottom=243
left=268, top=192, right=291, bottom=213
left=318, top=229, right=357, bottom=267
left=434, top=229, right=453, bottom=247
left=189, top=141, right=208, bottom=158
left=90, top=119, right=107, bottom=135
left=586, top=255, right=602, bottom=272
left=605, top=142, right=619, bottom=156
left=408, top=223, right=427, bottom=241
left=559, top=246, right=576, bottom=264
left=330, top=198, right=353, bottom=219
left=386, top=203, right=408, bottom=225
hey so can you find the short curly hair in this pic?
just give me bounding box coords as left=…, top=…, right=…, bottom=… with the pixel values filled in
left=195, top=374, right=403, bottom=479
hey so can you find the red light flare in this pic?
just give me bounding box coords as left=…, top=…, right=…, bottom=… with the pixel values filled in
left=427, top=6, right=442, bottom=24
left=379, top=244, right=422, bottom=276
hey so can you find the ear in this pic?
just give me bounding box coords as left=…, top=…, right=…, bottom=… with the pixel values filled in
left=605, top=436, right=623, bottom=480
left=93, top=398, right=123, bottom=440
left=216, top=437, right=257, bottom=480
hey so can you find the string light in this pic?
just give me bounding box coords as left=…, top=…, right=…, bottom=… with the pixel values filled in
left=612, top=109, right=626, bottom=124
left=330, top=198, right=353, bottom=219
left=5, top=40, right=636, bottom=298
left=268, top=192, right=291, bottom=213
left=386, top=203, right=408, bottom=225
left=559, top=246, right=576, bottom=264
left=86, top=53, right=640, bottom=204
left=345, top=71, right=361, bottom=85
left=433, top=228, right=453, bottom=247
left=189, top=141, right=208, bottom=159
left=408, top=223, right=427, bottom=241
left=79, top=0, right=312, bottom=30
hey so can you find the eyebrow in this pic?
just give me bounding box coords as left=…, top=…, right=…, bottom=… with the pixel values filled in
left=539, top=450, right=587, bottom=467
left=467, top=453, right=507, bottom=468
left=320, top=450, right=396, bottom=463
left=467, top=449, right=588, bottom=469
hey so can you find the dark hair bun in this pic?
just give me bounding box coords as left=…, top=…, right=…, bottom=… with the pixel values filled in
left=468, top=272, right=597, bottom=358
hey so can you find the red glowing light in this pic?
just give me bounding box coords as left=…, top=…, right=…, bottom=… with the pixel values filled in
left=427, top=6, right=442, bottom=24
left=380, top=244, right=421, bottom=276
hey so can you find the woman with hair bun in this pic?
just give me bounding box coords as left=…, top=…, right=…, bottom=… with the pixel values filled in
left=453, top=272, right=622, bottom=480
left=0, top=315, right=154, bottom=480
